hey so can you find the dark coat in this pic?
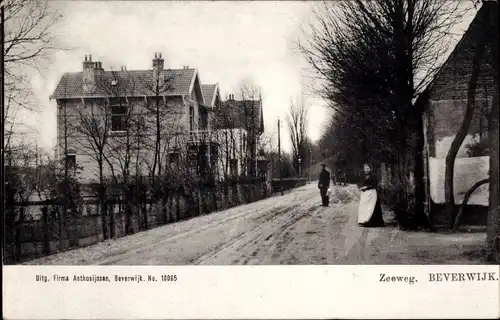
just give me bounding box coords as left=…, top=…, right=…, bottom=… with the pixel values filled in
left=318, top=169, right=331, bottom=188
left=361, top=174, right=378, bottom=191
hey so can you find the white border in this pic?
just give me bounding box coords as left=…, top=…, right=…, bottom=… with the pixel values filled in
left=3, top=265, right=499, bottom=319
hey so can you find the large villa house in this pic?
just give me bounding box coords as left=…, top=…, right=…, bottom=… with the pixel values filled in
left=50, top=53, right=264, bottom=183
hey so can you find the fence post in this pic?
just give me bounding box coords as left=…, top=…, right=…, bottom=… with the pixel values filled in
left=109, top=202, right=116, bottom=238
left=42, top=207, right=51, bottom=255
left=212, top=184, right=218, bottom=212
left=69, top=210, right=79, bottom=247
left=14, top=211, right=22, bottom=263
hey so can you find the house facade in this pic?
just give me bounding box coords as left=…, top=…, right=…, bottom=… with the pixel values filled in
left=418, top=2, right=496, bottom=223
left=51, top=53, right=218, bottom=182
left=213, top=94, right=265, bottom=178
left=51, top=53, right=265, bottom=183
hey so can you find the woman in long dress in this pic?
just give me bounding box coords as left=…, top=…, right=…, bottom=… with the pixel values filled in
left=357, top=164, right=385, bottom=227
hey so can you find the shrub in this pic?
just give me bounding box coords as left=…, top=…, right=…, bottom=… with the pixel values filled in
left=466, top=139, right=489, bottom=157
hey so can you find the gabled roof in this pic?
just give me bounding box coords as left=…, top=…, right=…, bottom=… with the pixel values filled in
left=201, top=84, right=218, bottom=107
left=415, top=2, right=491, bottom=106
left=50, top=68, right=197, bottom=99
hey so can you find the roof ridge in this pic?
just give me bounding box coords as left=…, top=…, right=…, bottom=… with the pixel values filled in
left=417, top=5, right=484, bottom=98
left=51, top=67, right=197, bottom=99
left=61, top=68, right=196, bottom=73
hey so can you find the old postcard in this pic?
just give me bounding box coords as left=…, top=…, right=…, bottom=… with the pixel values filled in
left=2, top=0, right=499, bottom=319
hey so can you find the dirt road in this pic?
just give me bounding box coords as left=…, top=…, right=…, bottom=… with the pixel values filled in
left=25, top=183, right=488, bottom=265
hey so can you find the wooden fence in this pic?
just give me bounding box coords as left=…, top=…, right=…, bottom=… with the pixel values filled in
left=270, top=178, right=307, bottom=193
left=4, top=179, right=276, bottom=264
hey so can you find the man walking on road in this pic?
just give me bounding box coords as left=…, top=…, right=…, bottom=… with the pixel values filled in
left=318, top=163, right=331, bottom=206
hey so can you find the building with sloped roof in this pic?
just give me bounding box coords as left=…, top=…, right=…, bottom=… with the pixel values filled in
left=52, top=53, right=265, bottom=182
left=52, top=53, right=219, bottom=181
left=213, top=94, right=265, bottom=177
left=416, top=1, right=497, bottom=225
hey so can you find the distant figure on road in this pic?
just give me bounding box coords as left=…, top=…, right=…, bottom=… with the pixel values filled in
left=357, top=164, right=385, bottom=227
left=318, top=163, right=331, bottom=207
left=341, top=172, right=348, bottom=186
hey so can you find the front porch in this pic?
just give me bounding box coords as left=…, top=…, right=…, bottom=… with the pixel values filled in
left=187, top=130, right=220, bottom=177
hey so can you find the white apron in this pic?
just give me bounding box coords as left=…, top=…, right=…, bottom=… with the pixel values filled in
left=357, top=189, right=378, bottom=224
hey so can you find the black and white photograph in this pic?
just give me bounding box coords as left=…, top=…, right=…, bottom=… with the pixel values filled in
left=1, top=0, right=499, bottom=317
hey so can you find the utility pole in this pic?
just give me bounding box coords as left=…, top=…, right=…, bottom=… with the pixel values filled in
left=309, top=147, right=312, bottom=182
left=278, top=118, right=283, bottom=195
left=298, top=157, right=302, bottom=178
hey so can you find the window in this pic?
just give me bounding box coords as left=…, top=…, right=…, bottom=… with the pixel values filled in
left=169, top=152, right=180, bottom=165
left=200, top=109, right=208, bottom=130
left=111, top=104, right=127, bottom=131
left=188, top=145, right=198, bottom=162
left=189, top=106, right=195, bottom=131
left=66, top=154, right=76, bottom=170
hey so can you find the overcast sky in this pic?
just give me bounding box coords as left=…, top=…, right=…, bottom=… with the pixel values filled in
left=18, top=0, right=476, bottom=154
left=21, top=0, right=327, bottom=153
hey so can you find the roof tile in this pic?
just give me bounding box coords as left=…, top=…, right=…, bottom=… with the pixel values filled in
left=215, top=99, right=263, bottom=133
left=51, top=69, right=196, bottom=99
left=201, top=84, right=217, bottom=107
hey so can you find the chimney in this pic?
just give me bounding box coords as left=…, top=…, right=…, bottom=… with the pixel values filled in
left=83, top=54, right=96, bottom=93
left=83, top=55, right=94, bottom=70
left=95, top=61, right=104, bottom=73
left=153, top=52, right=164, bottom=87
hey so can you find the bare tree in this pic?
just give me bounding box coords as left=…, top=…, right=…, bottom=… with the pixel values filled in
left=214, top=84, right=261, bottom=179
left=3, top=0, right=62, bottom=146
left=3, top=1, right=64, bottom=250
left=141, top=54, right=176, bottom=181
left=96, top=68, right=144, bottom=235
left=301, top=0, right=469, bottom=228
left=444, top=12, right=488, bottom=228
left=238, top=81, right=263, bottom=177
left=72, top=98, right=114, bottom=239
left=286, top=95, right=309, bottom=176
left=213, top=104, right=247, bottom=206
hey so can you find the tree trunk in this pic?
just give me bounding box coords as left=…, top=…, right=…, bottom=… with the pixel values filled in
left=42, top=206, right=51, bottom=255
left=100, top=197, right=108, bottom=240
left=124, top=184, right=133, bottom=235
left=59, top=202, right=67, bottom=251
left=486, top=91, right=499, bottom=262
left=445, top=36, right=486, bottom=229
left=162, top=189, right=169, bottom=224
left=176, top=189, right=181, bottom=221
left=125, top=202, right=133, bottom=235
left=109, top=202, right=115, bottom=239
left=454, top=178, right=490, bottom=231
left=141, top=190, right=149, bottom=230
left=142, top=196, right=149, bottom=230
left=212, top=184, right=218, bottom=211
left=98, top=161, right=108, bottom=240
left=15, top=207, right=25, bottom=262
left=486, top=0, right=499, bottom=263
